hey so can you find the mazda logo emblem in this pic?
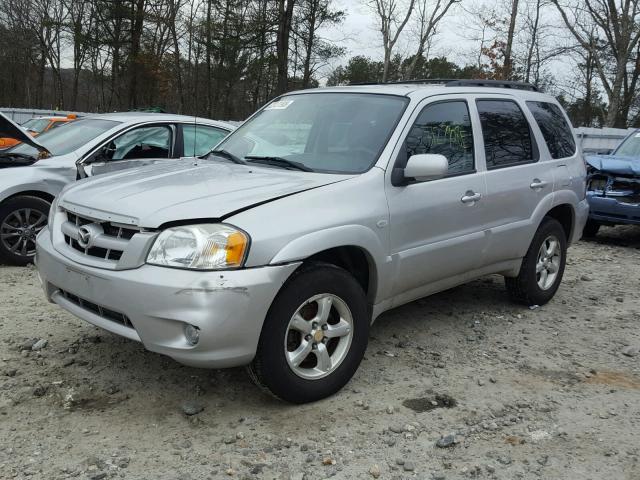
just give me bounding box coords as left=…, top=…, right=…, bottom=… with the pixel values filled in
left=76, top=223, right=103, bottom=249
left=77, top=226, right=92, bottom=248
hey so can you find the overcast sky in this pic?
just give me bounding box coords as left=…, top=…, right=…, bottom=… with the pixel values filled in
left=318, top=0, right=575, bottom=91
left=320, top=1, right=485, bottom=72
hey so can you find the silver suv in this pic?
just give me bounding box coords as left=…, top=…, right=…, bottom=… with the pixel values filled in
left=36, top=80, right=588, bottom=403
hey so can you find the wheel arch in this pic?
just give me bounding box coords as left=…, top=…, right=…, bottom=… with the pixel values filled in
left=269, top=225, right=386, bottom=304
left=4, top=190, right=55, bottom=204
left=544, top=203, right=574, bottom=243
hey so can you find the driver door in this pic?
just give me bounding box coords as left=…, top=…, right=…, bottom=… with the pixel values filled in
left=78, top=124, right=176, bottom=178
left=385, top=96, right=489, bottom=303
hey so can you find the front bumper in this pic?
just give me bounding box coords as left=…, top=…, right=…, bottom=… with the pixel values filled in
left=36, top=228, right=300, bottom=368
left=587, top=192, right=640, bottom=225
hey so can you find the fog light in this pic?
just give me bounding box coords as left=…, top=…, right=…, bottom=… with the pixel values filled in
left=185, top=324, right=200, bottom=345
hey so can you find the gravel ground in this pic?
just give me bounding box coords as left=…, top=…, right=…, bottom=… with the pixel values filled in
left=1, top=226, right=639, bottom=480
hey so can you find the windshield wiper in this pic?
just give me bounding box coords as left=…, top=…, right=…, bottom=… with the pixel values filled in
left=208, top=149, right=247, bottom=165
left=244, top=155, right=313, bottom=172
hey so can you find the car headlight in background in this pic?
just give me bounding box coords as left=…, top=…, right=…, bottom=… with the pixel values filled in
left=588, top=176, right=608, bottom=192
left=146, top=224, right=249, bottom=270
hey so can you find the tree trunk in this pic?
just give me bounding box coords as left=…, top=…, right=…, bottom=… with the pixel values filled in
left=503, top=0, right=519, bottom=80
left=128, top=0, right=146, bottom=109
left=524, top=0, right=540, bottom=83
left=169, top=10, right=184, bottom=113
left=302, top=0, right=317, bottom=89
left=205, top=0, right=212, bottom=116
left=382, top=50, right=391, bottom=82
left=275, top=0, right=296, bottom=95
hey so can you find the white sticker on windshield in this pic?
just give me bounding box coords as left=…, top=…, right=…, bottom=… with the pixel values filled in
left=265, top=99, right=294, bottom=110
left=635, top=132, right=640, bottom=137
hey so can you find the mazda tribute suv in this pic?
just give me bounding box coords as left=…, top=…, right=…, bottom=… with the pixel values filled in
left=36, top=80, right=588, bottom=403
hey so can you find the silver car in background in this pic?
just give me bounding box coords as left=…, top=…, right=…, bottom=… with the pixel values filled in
left=0, top=113, right=234, bottom=264
left=36, top=80, right=588, bottom=403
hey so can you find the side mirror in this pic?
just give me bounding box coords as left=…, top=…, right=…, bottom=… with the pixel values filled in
left=394, top=154, right=449, bottom=185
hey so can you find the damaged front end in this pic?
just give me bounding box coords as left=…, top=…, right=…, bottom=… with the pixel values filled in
left=0, top=112, right=51, bottom=168
left=586, top=155, right=640, bottom=226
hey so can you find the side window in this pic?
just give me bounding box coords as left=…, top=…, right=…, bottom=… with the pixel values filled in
left=526, top=101, right=576, bottom=159
left=405, top=101, right=475, bottom=175
left=183, top=125, right=228, bottom=156
left=110, top=125, right=172, bottom=161
left=477, top=99, right=535, bottom=169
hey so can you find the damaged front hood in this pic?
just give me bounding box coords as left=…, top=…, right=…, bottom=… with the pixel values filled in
left=60, top=159, right=350, bottom=228
left=0, top=112, right=50, bottom=156
left=585, top=154, right=640, bottom=176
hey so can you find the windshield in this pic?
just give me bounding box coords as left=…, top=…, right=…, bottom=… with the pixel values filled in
left=21, top=118, right=50, bottom=134
left=614, top=131, right=640, bottom=158
left=213, top=93, right=409, bottom=173
left=8, top=119, right=120, bottom=157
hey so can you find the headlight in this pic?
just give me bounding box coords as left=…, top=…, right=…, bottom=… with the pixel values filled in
left=47, top=195, right=60, bottom=233
left=146, top=224, right=249, bottom=270
left=588, top=176, right=608, bottom=192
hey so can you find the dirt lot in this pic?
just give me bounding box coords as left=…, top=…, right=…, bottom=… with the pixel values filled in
left=1, top=227, right=639, bottom=480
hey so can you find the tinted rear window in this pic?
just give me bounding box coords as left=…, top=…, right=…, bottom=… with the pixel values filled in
left=477, top=100, right=535, bottom=169
left=527, top=101, right=575, bottom=159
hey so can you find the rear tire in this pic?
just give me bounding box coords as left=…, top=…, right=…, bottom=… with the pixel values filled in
left=0, top=196, right=50, bottom=266
left=248, top=263, right=369, bottom=403
left=582, top=219, right=600, bottom=238
left=505, top=217, right=567, bottom=306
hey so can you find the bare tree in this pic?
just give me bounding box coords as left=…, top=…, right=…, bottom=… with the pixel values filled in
left=552, top=0, right=640, bottom=126
left=367, top=0, right=417, bottom=82
left=296, top=0, right=345, bottom=88
left=405, top=0, right=459, bottom=79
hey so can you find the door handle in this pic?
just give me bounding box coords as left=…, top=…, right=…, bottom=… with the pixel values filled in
left=530, top=179, right=548, bottom=189
left=461, top=191, right=482, bottom=204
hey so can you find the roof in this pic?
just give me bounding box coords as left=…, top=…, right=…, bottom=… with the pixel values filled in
left=81, top=112, right=235, bottom=130
left=286, top=83, right=557, bottom=102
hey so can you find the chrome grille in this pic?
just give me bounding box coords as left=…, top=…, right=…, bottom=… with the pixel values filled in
left=58, top=288, right=134, bottom=329
left=61, top=210, right=139, bottom=261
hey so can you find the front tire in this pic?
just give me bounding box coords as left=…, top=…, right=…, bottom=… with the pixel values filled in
left=248, top=263, right=369, bottom=403
left=505, top=217, right=567, bottom=306
left=0, top=196, right=50, bottom=266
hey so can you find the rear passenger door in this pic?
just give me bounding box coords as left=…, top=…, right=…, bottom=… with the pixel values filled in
left=525, top=101, right=579, bottom=193
left=386, top=97, right=489, bottom=301
left=477, top=97, right=553, bottom=265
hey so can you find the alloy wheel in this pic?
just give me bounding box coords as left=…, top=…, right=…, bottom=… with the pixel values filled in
left=0, top=208, right=47, bottom=257
left=284, top=293, right=354, bottom=380
left=536, top=234, right=561, bottom=290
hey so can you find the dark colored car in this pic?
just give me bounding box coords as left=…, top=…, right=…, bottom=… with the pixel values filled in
left=584, top=129, right=640, bottom=236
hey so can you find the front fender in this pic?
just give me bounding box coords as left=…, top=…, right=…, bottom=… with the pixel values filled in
left=0, top=171, right=58, bottom=204
left=269, top=224, right=391, bottom=301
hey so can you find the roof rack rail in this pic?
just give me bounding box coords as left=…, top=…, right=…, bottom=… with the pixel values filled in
left=348, top=78, right=538, bottom=91
left=444, top=79, right=538, bottom=91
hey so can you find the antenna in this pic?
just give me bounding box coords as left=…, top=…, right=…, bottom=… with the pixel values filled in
left=192, top=68, right=198, bottom=158
left=192, top=95, right=197, bottom=158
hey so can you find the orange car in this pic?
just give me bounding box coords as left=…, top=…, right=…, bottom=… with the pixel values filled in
left=0, top=114, right=76, bottom=150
